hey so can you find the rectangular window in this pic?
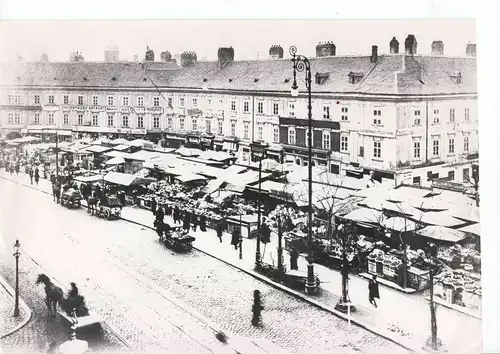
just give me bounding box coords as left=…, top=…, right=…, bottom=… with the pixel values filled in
left=465, top=108, right=470, bottom=121
left=180, top=98, right=185, bottom=107
left=92, top=114, right=98, bottom=126
left=192, top=119, right=198, bottom=131
left=323, top=106, right=330, bottom=119
left=463, top=168, right=470, bottom=182
left=78, top=96, right=84, bottom=105
left=153, top=116, right=160, bottom=128
left=433, top=109, right=440, bottom=124
left=341, top=136, right=348, bottom=152
left=107, top=115, right=114, bottom=127
left=244, top=124, right=249, bottom=139
left=323, top=133, right=331, bottom=150
left=34, top=113, right=40, bottom=124
left=258, top=125, right=263, bottom=141
left=373, top=141, right=381, bottom=159
left=244, top=101, right=250, bottom=113
left=122, top=115, right=129, bottom=127
left=464, top=135, right=469, bottom=152
left=61, top=95, right=67, bottom=104
left=288, top=129, right=296, bottom=145
left=341, top=107, right=349, bottom=121
left=137, top=96, right=144, bottom=106
left=153, top=97, right=160, bottom=107
left=192, top=98, right=198, bottom=108
left=289, top=103, right=295, bottom=117
left=108, top=96, right=114, bottom=106
left=122, top=97, right=129, bottom=106
left=273, top=127, right=279, bottom=143
left=8, top=113, right=13, bottom=123
left=49, top=95, right=55, bottom=104
left=231, top=122, right=236, bottom=136
left=273, top=103, right=279, bottom=115
left=218, top=120, right=223, bottom=135
left=13, top=95, right=20, bottom=104
left=180, top=118, right=185, bottom=130
left=48, top=113, right=55, bottom=125
left=373, top=110, right=382, bottom=125
left=433, top=139, right=440, bottom=157
left=168, top=97, right=173, bottom=107
left=137, top=116, right=144, bottom=128
left=93, top=96, right=99, bottom=105
left=206, top=120, right=211, bottom=133
left=34, top=95, right=40, bottom=104
left=449, top=108, right=455, bottom=122
left=231, top=100, right=236, bottom=111
left=448, top=171, right=455, bottom=181
left=448, top=137, right=455, bottom=154
left=257, top=102, right=264, bottom=114
left=414, top=110, right=421, bottom=125
left=14, top=113, right=20, bottom=124
left=8, top=95, right=12, bottom=104
left=168, top=117, right=173, bottom=128
left=413, top=140, right=421, bottom=159
left=63, top=113, right=68, bottom=125
left=413, top=176, right=421, bottom=185
left=77, top=114, right=83, bottom=125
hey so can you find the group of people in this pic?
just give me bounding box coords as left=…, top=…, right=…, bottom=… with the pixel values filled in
left=151, top=197, right=209, bottom=233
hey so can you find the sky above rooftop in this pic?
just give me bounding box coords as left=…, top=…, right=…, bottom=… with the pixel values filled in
left=0, top=19, right=475, bottom=63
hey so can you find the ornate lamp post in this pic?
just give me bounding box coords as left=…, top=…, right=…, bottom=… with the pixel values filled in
left=334, top=223, right=356, bottom=313
left=250, top=141, right=267, bottom=269
left=426, top=242, right=442, bottom=351
left=289, top=45, right=317, bottom=294
left=13, top=239, right=20, bottom=317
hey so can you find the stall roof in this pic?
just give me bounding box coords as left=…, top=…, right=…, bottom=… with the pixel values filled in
left=212, top=190, right=236, bottom=204
left=113, top=144, right=132, bottom=151
left=200, top=150, right=236, bottom=162
left=420, top=212, right=467, bottom=228
left=109, top=138, right=130, bottom=145
left=104, top=171, right=153, bottom=186
left=103, top=150, right=127, bottom=158
left=458, top=223, right=480, bottom=236
left=128, top=150, right=162, bottom=162
left=381, top=216, right=419, bottom=232
left=85, top=145, right=112, bottom=154
left=416, top=225, right=467, bottom=243
left=75, top=175, right=103, bottom=183
left=176, top=147, right=201, bottom=157
left=174, top=173, right=208, bottom=183
left=386, top=186, right=434, bottom=202
left=342, top=208, right=383, bottom=225
left=202, top=179, right=225, bottom=194
left=129, top=139, right=154, bottom=147
left=105, top=156, right=126, bottom=165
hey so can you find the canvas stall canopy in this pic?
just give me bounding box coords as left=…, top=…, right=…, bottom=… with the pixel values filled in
left=104, top=171, right=154, bottom=187
left=416, top=225, right=467, bottom=243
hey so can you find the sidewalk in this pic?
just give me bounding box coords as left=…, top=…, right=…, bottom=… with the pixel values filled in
left=0, top=274, right=32, bottom=339
left=0, top=171, right=483, bottom=354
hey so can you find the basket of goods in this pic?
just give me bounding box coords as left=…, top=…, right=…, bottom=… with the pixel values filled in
left=367, top=252, right=377, bottom=274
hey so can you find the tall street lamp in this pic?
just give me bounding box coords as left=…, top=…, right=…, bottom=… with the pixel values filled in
left=13, top=239, right=20, bottom=317
left=250, top=141, right=267, bottom=269
left=289, top=45, right=317, bottom=294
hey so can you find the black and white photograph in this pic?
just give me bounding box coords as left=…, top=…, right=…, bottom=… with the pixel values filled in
left=0, top=6, right=496, bottom=354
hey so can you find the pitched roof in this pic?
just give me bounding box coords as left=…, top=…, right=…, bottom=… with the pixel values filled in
left=1, top=54, right=476, bottom=95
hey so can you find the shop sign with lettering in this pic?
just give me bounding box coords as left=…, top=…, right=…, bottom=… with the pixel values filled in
left=359, top=129, right=395, bottom=138
left=147, top=107, right=164, bottom=113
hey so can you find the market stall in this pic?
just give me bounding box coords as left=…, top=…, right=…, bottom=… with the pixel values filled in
left=103, top=172, right=154, bottom=205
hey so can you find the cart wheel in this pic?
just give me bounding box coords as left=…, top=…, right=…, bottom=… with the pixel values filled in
left=106, top=210, right=110, bottom=220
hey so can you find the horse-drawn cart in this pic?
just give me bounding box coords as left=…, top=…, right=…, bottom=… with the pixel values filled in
left=60, top=188, right=83, bottom=209
left=97, top=196, right=123, bottom=220
left=159, top=225, right=196, bottom=252
left=59, top=309, right=102, bottom=331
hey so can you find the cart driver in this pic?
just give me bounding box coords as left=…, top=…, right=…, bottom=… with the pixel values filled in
left=154, top=206, right=165, bottom=227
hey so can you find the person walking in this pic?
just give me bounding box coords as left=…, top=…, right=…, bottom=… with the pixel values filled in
left=251, top=290, right=264, bottom=327
left=368, top=275, right=380, bottom=308
left=173, top=206, right=180, bottom=224
left=29, top=167, right=34, bottom=184
left=290, top=249, right=299, bottom=270
left=151, top=197, right=157, bottom=215
left=15, top=161, right=20, bottom=175
left=199, top=214, right=207, bottom=232
left=231, top=227, right=241, bottom=250
left=34, top=167, right=40, bottom=185
left=183, top=212, right=191, bottom=232
left=192, top=214, right=198, bottom=232
left=216, top=219, right=224, bottom=242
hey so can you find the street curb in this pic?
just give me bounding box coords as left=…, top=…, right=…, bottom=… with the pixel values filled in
left=0, top=274, right=33, bottom=339
left=1, top=175, right=427, bottom=353
left=424, top=296, right=481, bottom=320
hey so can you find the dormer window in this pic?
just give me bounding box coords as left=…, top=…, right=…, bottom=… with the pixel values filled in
left=203, top=78, right=208, bottom=82
left=112, top=77, right=117, bottom=81
left=284, top=78, right=290, bottom=83
left=348, top=72, right=364, bottom=84
left=142, top=77, right=147, bottom=82
left=228, top=79, right=233, bottom=83
left=449, top=71, right=462, bottom=85
left=83, top=77, right=88, bottom=81
left=315, top=72, right=329, bottom=85
left=254, top=78, right=259, bottom=83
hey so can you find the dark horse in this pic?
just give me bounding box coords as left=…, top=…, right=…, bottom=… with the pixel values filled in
left=87, top=196, right=99, bottom=214
left=155, top=220, right=172, bottom=242
left=36, top=274, right=89, bottom=317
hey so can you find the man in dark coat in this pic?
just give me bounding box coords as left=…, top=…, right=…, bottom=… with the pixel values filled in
left=154, top=206, right=165, bottom=228
left=151, top=197, right=157, bottom=215
left=369, top=275, right=380, bottom=308
left=34, top=167, right=40, bottom=185
left=199, top=214, right=207, bottom=232
left=29, top=168, right=33, bottom=184
left=15, top=162, right=19, bottom=175
left=183, top=212, right=191, bottom=231
left=192, top=214, right=198, bottom=232
left=290, top=249, right=299, bottom=270
left=173, top=206, right=180, bottom=224
left=231, top=228, right=241, bottom=250
left=216, top=219, right=224, bottom=242
left=251, top=290, right=264, bottom=327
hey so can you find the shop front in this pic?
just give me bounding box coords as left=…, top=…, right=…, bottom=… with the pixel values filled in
left=165, top=132, right=186, bottom=148
left=186, top=132, right=202, bottom=149
left=200, top=134, right=215, bottom=151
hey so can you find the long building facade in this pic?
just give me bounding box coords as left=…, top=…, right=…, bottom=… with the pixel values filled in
left=0, top=35, right=478, bottom=187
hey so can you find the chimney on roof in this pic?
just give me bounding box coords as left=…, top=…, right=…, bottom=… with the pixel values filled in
left=316, top=42, right=336, bottom=57
left=431, top=41, right=444, bottom=56
left=404, top=35, right=417, bottom=55
left=218, top=47, right=234, bottom=68
left=40, top=53, right=49, bottom=62
left=105, top=45, right=119, bottom=62
left=370, top=45, right=378, bottom=63
left=133, top=54, right=139, bottom=62
left=160, top=51, right=172, bottom=62
left=181, top=51, right=197, bottom=67
left=269, top=45, right=284, bottom=59
left=390, top=37, right=399, bottom=54
left=145, top=46, right=155, bottom=62
left=466, top=43, right=476, bottom=57
left=70, top=51, right=84, bottom=62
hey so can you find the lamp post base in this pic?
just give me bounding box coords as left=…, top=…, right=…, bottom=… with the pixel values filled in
left=334, top=301, right=356, bottom=314
left=304, top=281, right=317, bottom=294
left=13, top=308, right=20, bottom=317
left=255, top=251, right=261, bottom=270
left=424, top=337, right=445, bottom=352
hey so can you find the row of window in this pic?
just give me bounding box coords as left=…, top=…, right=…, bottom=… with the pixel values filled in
left=413, top=108, right=471, bottom=125
left=413, top=135, right=471, bottom=159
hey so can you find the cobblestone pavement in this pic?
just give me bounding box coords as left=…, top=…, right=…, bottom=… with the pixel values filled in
left=0, top=174, right=408, bottom=354
left=0, top=276, right=29, bottom=339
